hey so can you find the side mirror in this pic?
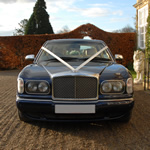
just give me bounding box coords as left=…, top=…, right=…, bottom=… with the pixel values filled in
left=25, top=54, right=35, bottom=60
left=115, top=54, right=123, bottom=60
left=115, top=54, right=123, bottom=64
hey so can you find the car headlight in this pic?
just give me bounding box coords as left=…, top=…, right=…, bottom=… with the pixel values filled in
left=25, top=81, right=50, bottom=94
left=102, top=82, right=112, bottom=93
left=126, top=78, right=133, bottom=94
left=38, top=82, right=49, bottom=92
left=101, top=80, right=125, bottom=94
left=113, top=81, right=123, bottom=92
left=17, top=78, right=24, bottom=94
left=27, top=82, right=38, bottom=92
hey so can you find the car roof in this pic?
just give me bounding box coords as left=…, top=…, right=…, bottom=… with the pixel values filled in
left=43, top=39, right=105, bottom=46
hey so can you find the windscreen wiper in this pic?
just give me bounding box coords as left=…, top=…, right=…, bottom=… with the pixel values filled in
left=79, top=57, right=111, bottom=61
left=41, top=57, right=79, bottom=62
left=59, top=57, right=79, bottom=60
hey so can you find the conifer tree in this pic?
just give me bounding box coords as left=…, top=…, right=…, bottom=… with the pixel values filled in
left=25, top=0, right=54, bottom=35
left=25, top=13, right=36, bottom=35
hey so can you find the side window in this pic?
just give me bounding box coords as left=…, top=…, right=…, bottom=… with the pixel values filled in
left=99, top=50, right=110, bottom=59
left=38, top=51, right=51, bottom=61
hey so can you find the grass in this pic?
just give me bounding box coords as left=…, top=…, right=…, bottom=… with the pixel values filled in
left=126, top=63, right=136, bottom=79
left=129, top=69, right=136, bottom=79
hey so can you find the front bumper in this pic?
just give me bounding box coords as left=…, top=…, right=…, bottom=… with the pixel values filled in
left=16, top=97, right=134, bottom=122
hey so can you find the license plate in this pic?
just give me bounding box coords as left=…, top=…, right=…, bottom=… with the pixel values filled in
left=55, top=105, right=95, bottom=114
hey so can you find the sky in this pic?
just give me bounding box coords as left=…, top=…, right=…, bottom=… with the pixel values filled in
left=0, top=0, right=136, bottom=36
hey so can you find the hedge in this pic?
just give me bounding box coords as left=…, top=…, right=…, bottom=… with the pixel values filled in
left=0, top=23, right=136, bottom=70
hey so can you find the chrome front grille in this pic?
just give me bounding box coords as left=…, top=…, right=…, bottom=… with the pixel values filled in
left=52, top=76, right=98, bottom=100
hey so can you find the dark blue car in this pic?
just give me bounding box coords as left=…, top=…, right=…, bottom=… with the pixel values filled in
left=16, top=39, right=134, bottom=122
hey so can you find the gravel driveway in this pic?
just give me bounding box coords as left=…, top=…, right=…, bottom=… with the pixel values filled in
left=0, top=70, right=150, bottom=150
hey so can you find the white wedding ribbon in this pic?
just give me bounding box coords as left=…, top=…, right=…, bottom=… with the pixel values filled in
left=41, top=46, right=108, bottom=72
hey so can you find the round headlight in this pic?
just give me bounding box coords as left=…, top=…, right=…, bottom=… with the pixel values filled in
left=113, top=82, right=123, bottom=92
left=102, top=82, right=112, bottom=93
left=27, top=82, right=38, bottom=92
left=38, top=82, right=49, bottom=92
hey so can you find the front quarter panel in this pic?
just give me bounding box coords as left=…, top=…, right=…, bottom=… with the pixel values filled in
left=99, top=63, right=133, bottom=99
left=19, top=64, right=50, bottom=79
left=17, top=64, right=52, bottom=99
left=100, top=63, right=131, bottom=80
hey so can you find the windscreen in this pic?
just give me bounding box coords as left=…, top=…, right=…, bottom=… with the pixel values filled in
left=38, top=41, right=111, bottom=62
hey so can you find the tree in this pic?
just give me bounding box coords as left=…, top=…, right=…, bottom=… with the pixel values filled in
left=25, top=0, right=54, bottom=35
left=25, top=13, right=36, bottom=35
left=113, top=25, right=136, bottom=33
left=13, top=19, right=28, bottom=35
left=57, top=26, right=70, bottom=34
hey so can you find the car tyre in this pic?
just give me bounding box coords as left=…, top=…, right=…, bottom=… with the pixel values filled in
left=18, top=110, right=31, bottom=122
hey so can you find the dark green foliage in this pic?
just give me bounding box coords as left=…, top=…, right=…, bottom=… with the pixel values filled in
left=25, top=13, right=36, bottom=35
left=126, top=62, right=134, bottom=71
left=25, top=0, right=54, bottom=35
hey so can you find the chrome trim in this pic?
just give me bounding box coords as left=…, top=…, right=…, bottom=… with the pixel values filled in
left=100, top=80, right=125, bottom=94
left=25, top=80, right=50, bottom=95
left=50, top=71, right=100, bottom=79
left=98, top=98, right=133, bottom=102
left=54, top=98, right=134, bottom=103
left=34, top=50, right=42, bottom=63
left=52, top=75, right=99, bottom=100
left=25, top=54, right=35, bottom=60
left=101, top=42, right=115, bottom=62
left=115, top=54, right=123, bottom=60
left=16, top=96, right=133, bottom=103
left=106, top=48, right=114, bottom=61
